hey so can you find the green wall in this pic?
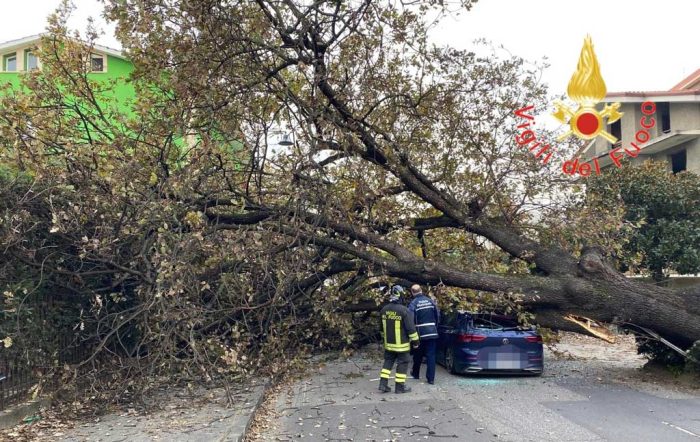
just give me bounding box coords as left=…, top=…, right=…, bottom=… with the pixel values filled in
left=99, top=54, right=137, bottom=115
left=0, top=52, right=136, bottom=115
left=1, top=46, right=238, bottom=168
left=0, top=72, right=21, bottom=89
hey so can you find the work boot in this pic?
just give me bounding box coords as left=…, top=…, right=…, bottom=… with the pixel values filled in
left=395, top=383, right=412, bottom=394
left=378, top=378, right=391, bottom=393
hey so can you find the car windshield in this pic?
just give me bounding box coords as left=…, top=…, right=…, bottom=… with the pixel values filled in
left=472, top=314, right=520, bottom=330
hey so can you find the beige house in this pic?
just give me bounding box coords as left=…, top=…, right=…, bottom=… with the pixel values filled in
left=581, top=69, right=700, bottom=173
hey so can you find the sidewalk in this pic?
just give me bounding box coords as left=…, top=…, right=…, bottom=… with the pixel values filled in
left=0, top=379, right=268, bottom=442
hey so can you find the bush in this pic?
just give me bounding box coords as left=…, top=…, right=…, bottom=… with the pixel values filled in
left=636, top=336, right=700, bottom=373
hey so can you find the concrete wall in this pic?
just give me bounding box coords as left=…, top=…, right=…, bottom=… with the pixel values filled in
left=643, top=138, right=700, bottom=173
left=592, top=136, right=607, bottom=155
left=635, top=276, right=700, bottom=289
left=616, top=101, right=700, bottom=139
left=592, top=102, right=645, bottom=155
left=620, top=102, right=642, bottom=145
left=681, top=137, right=700, bottom=173
left=587, top=101, right=700, bottom=173
left=670, top=102, right=700, bottom=131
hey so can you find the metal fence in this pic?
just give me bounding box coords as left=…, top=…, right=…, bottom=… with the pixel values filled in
left=0, top=356, right=38, bottom=412
left=0, top=295, right=91, bottom=412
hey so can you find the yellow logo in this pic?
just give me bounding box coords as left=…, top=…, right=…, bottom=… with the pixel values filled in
left=553, top=36, right=623, bottom=142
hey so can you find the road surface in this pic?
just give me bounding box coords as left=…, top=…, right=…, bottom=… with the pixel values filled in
left=255, top=335, right=700, bottom=441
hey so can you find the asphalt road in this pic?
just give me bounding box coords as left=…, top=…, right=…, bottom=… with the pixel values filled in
left=261, top=343, right=700, bottom=441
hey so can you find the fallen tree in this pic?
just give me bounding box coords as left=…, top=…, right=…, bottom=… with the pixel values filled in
left=0, top=0, right=697, bottom=392
left=107, top=0, right=700, bottom=349
left=211, top=205, right=700, bottom=348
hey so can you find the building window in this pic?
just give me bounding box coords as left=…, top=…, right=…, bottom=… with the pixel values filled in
left=609, top=119, right=622, bottom=142
left=25, top=50, right=38, bottom=70
left=90, top=55, right=104, bottom=72
left=658, top=102, right=671, bottom=133
left=670, top=149, right=686, bottom=174
left=3, top=53, right=17, bottom=72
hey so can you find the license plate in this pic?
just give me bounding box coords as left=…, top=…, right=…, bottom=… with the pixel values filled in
left=487, top=348, right=522, bottom=369
left=491, top=356, right=521, bottom=369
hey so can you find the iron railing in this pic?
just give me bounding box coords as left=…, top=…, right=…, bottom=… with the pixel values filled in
left=0, top=333, right=90, bottom=412
left=0, top=292, right=91, bottom=412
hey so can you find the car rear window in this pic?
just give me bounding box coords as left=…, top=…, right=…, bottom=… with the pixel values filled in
left=472, top=314, right=519, bottom=329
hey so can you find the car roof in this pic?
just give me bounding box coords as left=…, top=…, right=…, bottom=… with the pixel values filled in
left=456, top=310, right=512, bottom=318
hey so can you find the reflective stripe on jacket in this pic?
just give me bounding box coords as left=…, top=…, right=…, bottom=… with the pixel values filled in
left=408, top=294, right=440, bottom=340
left=381, top=303, right=419, bottom=352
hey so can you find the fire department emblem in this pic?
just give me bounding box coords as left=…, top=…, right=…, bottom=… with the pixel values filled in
left=553, top=36, right=623, bottom=143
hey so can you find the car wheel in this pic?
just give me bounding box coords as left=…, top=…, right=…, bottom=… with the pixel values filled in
left=445, top=346, right=457, bottom=374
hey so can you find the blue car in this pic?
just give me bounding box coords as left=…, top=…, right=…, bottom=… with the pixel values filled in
left=436, top=311, right=544, bottom=375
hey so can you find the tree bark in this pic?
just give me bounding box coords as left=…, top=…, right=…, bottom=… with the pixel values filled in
left=211, top=207, right=700, bottom=349
left=380, top=248, right=699, bottom=347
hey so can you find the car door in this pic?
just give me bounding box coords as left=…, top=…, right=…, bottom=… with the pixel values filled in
left=436, top=311, right=457, bottom=363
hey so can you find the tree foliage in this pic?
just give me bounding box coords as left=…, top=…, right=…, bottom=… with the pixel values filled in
left=1, top=0, right=699, bottom=399
left=586, top=161, right=700, bottom=281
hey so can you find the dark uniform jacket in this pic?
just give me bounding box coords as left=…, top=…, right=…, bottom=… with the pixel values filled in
left=380, top=302, right=419, bottom=352
left=408, top=294, right=440, bottom=340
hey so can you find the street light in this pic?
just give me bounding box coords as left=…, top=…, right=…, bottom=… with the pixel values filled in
left=278, top=133, right=294, bottom=146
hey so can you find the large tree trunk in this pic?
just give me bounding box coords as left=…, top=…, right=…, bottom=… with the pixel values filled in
left=381, top=247, right=698, bottom=348
left=216, top=209, right=700, bottom=349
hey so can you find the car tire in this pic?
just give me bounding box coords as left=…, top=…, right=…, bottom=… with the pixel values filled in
left=445, top=346, right=457, bottom=374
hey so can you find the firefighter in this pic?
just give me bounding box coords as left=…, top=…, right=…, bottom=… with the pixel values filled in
left=378, top=285, right=420, bottom=394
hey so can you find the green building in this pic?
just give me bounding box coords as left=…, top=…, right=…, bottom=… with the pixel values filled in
left=0, top=34, right=135, bottom=112
left=1, top=34, right=238, bottom=168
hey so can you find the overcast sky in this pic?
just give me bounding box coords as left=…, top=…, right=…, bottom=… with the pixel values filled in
left=1, top=0, right=698, bottom=95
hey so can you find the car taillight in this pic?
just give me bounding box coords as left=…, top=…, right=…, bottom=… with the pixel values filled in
left=525, top=335, right=542, bottom=343
left=457, top=333, right=487, bottom=343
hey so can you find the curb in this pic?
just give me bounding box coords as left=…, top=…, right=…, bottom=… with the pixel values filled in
left=0, top=396, right=52, bottom=430
left=238, top=379, right=273, bottom=442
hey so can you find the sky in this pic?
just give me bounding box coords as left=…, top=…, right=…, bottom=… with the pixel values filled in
left=431, top=0, right=699, bottom=94
left=1, top=0, right=698, bottom=95
left=0, top=1, right=120, bottom=49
